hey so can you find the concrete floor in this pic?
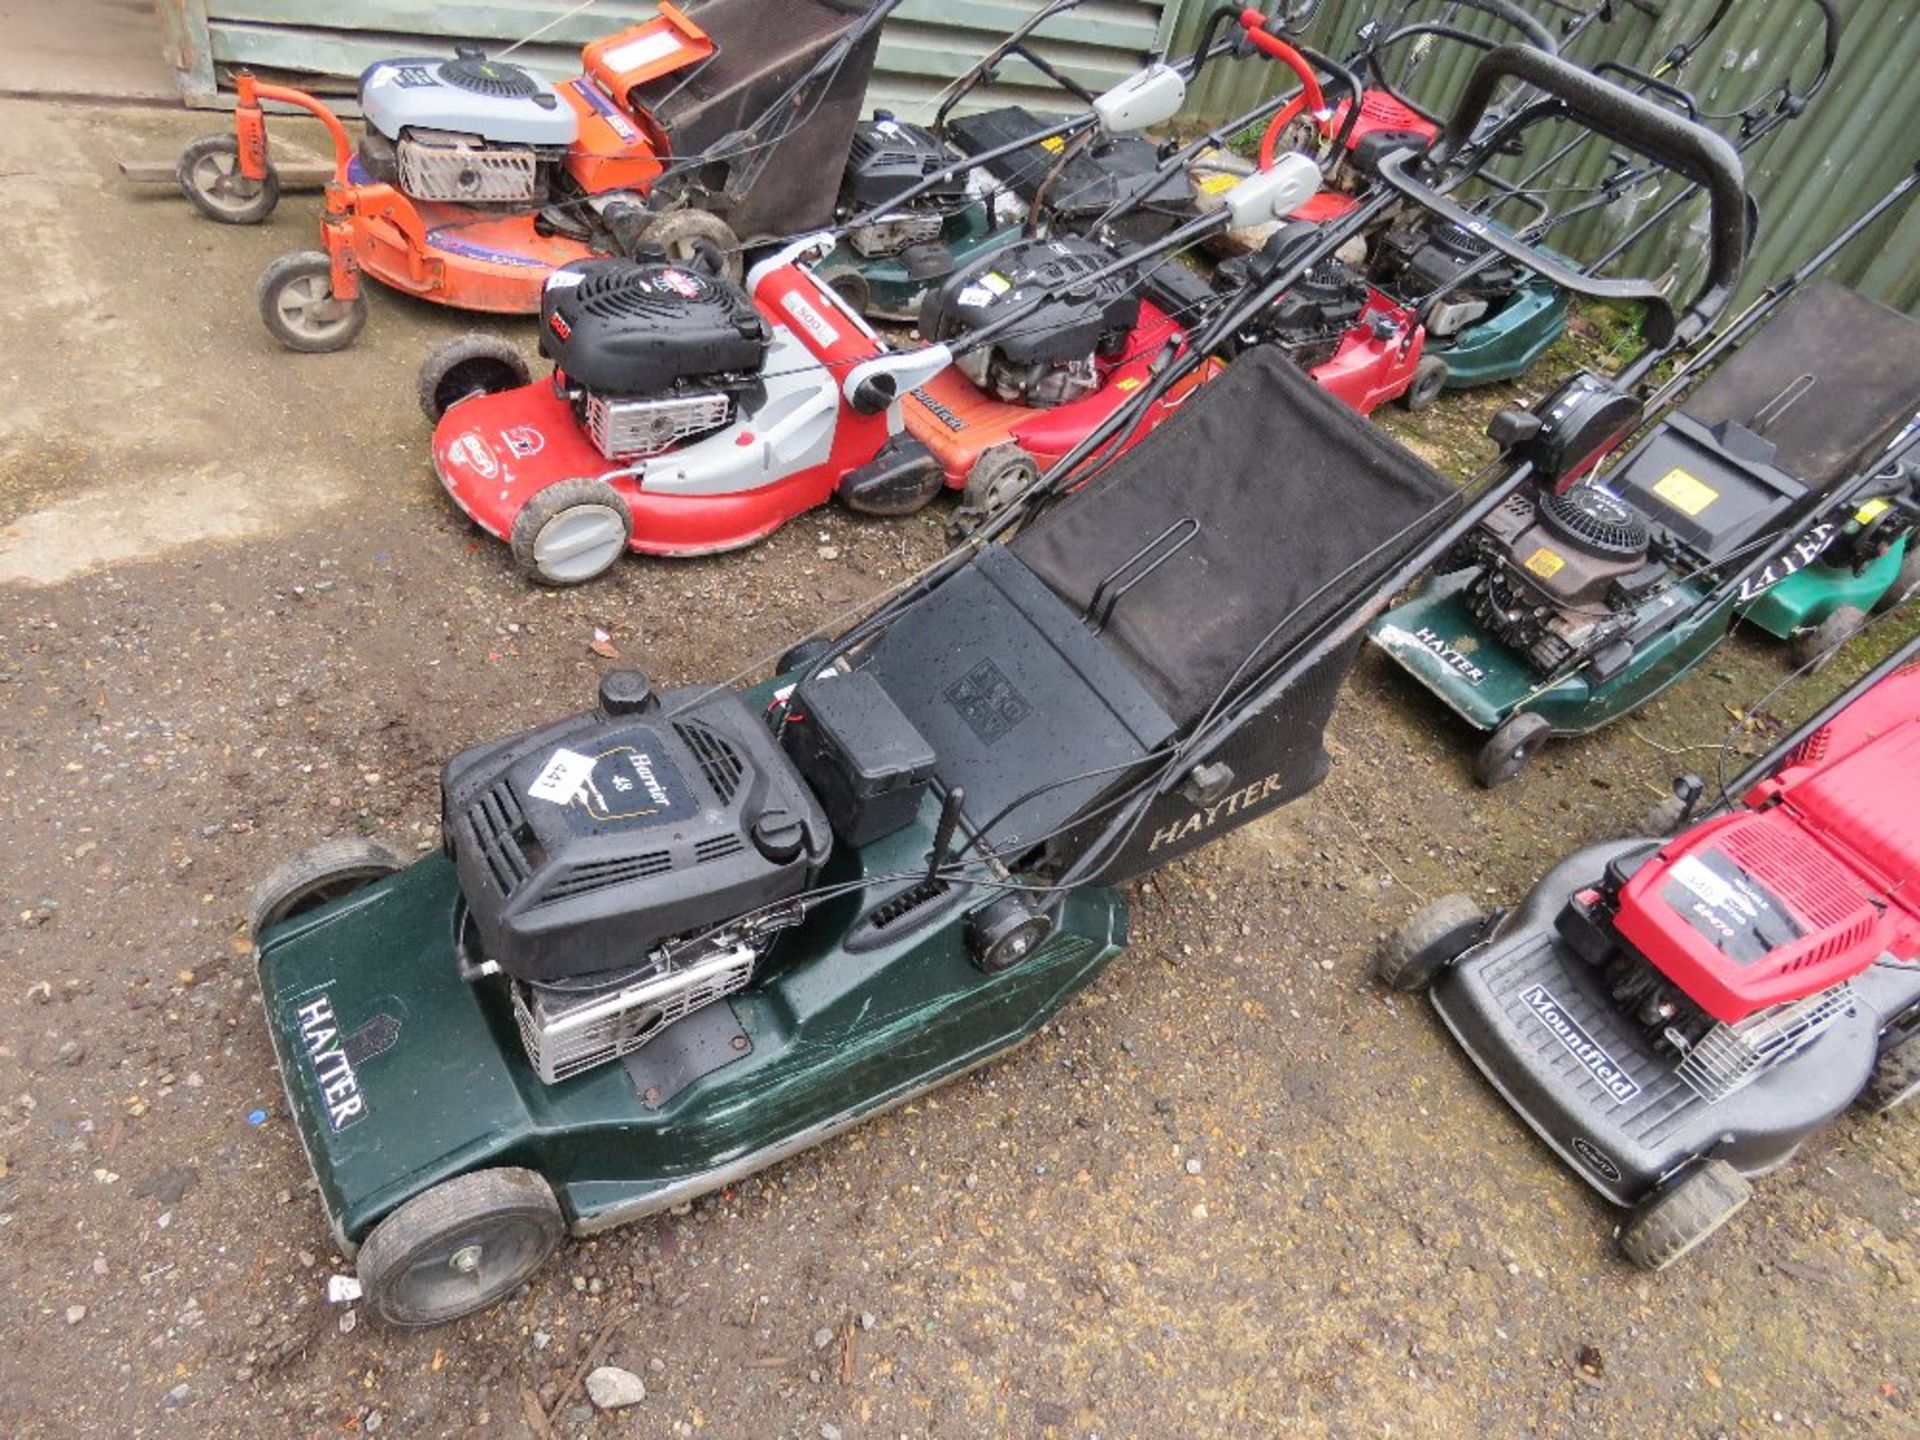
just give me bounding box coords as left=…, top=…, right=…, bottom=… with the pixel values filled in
left=0, top=0, right=177, bottom=100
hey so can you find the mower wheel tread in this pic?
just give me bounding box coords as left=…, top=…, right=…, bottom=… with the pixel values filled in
left=177, top=132, right=279, bottom=224
left=1791, top=604, right=1867, bottom=676
left=1400, top=355, right=1449, bottom=413
left=417, top=333, right=532, bottom=423
left=640, top=210, right=742, bottom=284
left=249, top=837, right=404, bottom=941
left=258, top=251, right=368, bottom=353
left=1376, top=893, right=1487, bottom=991
left=1617, top=1159, right=1751, bottom=1272
left=1862, top=1030, right=1920, bottom=1114
left=510, top=478, right=633, bottom=587
left=357, top=1168, right=564, bottom=1328
left=962, top=445, right=1041, bottom=517
left=1473, top=711, right=1552, bottom=788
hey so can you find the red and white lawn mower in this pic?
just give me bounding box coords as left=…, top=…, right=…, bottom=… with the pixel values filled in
left=1378, top=635, right=1920, bottom=1269
left=418, top=155, right=1324, bottom=585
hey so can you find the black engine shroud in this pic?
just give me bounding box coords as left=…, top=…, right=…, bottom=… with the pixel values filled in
left=541, top=259, right=771, bottom=397
left=442, top=676, right=832, bottom=985
left=842, top=113, right=967, bottom=212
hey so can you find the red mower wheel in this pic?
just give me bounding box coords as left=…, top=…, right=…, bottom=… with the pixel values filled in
left=177, top=133, right=280, bottom=225
left=417, top=333, right=533, bottom=422
left=259, top=251, right=367, bottom=353
left=510, top=479, right=634, bottom=587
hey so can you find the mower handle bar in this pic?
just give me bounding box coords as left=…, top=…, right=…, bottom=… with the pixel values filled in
left=1383, top=44, right=1749, bottom=347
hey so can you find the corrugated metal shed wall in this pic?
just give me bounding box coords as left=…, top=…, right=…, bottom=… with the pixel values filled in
left=169, top=0, right=1167, bottom=121
left=1160, top=0, right=1920, bottom=314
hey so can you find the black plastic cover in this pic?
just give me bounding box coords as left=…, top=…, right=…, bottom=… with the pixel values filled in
left=541, top=258, right=770, bottom=397
left=783, top=671, right=937, bottom=846
left=947, top=106, right=1193, bottom=229
left=442, top=683, right=831, bottom=984
left=842, top=113, right=966, bottom=210
left=918, top=236, right=1140, bottom=366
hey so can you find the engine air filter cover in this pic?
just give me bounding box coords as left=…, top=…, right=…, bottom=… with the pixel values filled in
left=543, top=259, right=771, bottom=397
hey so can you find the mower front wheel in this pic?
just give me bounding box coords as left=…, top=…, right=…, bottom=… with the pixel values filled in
left=1376, top=894, right=1487, bottom=991
left=641, top=209, right=742, bottom=283
left=964, top=446, right=1041, bottom=517
left=249, top=837, right=404, bottom=942
left=417, top=333, right=532, bottom=423
left=1472, top=711, right=1552, bottom=788
left=177, top=133, right=280, bottom=224
left=357, top=1168, right=564, bottom=1328
left=510, top=479, right=633, bottom=587
left=259, top=251, right=368, bottom=353
left=1616, top=1159, right=1752, bottom=1272
left=1791, top=604, right=1868, bottom=675
left=822, top=268, right=872, bottom=317
left=1399, top=355, right=1449, bottom=413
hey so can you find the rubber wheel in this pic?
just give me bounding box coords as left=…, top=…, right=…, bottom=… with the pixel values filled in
left=823, top=268, right=872, bottom=317
left=963, top=446, right=1041, bottom=517
left=249, top=838, right=404, bottom=941
left=1473, top=711, right=1552, bottom=788
left=1862, top=1028, right=1920, bottom=1114
left=776, top=637, right=835, bottom=676
left=1790, top=604, right=1867, bottom=676
left=1617, top=1159, right=1752, bottom=1272
left=1375, top=893, right=1487, bottom=991
left=417, top=333, right=532, bottom=423
left=1870, top=540, right=1920, bottom=616
left=356, top=1168, right=564, bottom=1328
left=1399, top=355, right=1449, bottom=413
left=258, top=251, right=368, bottom=353
left=640, top=210, right=742, bottom=283
left=509, top=478, right=633, bottom=587
left=177, top=133, right=280, bottom=224
left=1638, top=793, right=1691, bottom=837
left=967, top=895, right=1054, bottom=975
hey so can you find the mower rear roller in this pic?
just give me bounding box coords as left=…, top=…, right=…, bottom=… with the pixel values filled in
left=1376, top=893, right=1488, bottom=991
left=1473, top=711, right=1552, bottom=788
left=1790, top=604, right=1867, bottom=676
left=417, top=334, right=533, bottom=423
left=1616, top=1159, right=1752, bottom=1272
left=248, top=837, right=404, bottom=941
left=1399, top=354, right=1449, bottom=413
left=259, top=251, right=368, bottom=353
left=177, top=133, right=280, bottom=225
left=355, top=1167, right=564, bottom=1328
left=510, top=478, right=634, bottom=587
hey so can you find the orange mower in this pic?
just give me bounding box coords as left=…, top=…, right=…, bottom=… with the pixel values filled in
left=172, top=0, right=906, bottom=351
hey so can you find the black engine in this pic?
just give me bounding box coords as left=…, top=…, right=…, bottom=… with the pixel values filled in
left=1463, top=484, right=1663, bottom=675
left=1216, top=239, right=1370, bottom=370
left=839, top=112, right=968, bottom=258
left=541, top=258, right=771, bottom=459
left=918, top=237, right=1140, bottom=408
left=443, top=672, right=832, bottom=987
left=1377, top=221, right=1525, bottom=339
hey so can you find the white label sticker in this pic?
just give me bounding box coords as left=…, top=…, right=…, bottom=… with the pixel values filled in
left=528, top=747, right=595, bottom=805
left=601, top=28, right=685, bottom=74
left=1671, top=853, right=1751, bottom=918
left=780, top=291, right=841, bottom=348
left=544, top=269, right=584, bottom=291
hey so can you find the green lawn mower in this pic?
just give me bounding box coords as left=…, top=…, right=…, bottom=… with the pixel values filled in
left=245, top=47, right=1748, bottom=1327
left=1370, top=165, right=1920, bottom=787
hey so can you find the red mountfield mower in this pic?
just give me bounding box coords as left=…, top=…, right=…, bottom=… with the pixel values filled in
left=417, top=154, right=1325, bottom=584
left=1378, top=635, right=1920, bottom=1269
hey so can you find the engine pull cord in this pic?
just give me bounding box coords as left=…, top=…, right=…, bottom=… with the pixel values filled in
left=495, top=0, right=603, bottom=60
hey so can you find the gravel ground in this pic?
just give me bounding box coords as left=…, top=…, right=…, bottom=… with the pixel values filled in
left=0, top=100, right=1914, bottom=1439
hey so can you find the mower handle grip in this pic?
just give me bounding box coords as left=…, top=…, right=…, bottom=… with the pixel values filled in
left=1398, top=44, right=1750, bottom=346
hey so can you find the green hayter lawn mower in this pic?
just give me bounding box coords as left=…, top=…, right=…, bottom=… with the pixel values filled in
left=245, top=48, right=1749, bottom=1327
left=1370, top=164, right=1920, bottom=787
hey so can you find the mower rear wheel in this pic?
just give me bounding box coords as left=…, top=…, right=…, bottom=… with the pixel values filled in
left=1870, top=541, right=1920, bottom=615
left=1473, top=711, right=1552, bottom=788
left=640, top=209, right=742, bottom=283
left=1862, top=1029, right=1920, bottom=1114
left=1400, top=355, right=1449, bottom=413
left=822, top=268, right=872, bottom=317
left=510, top=479, right=633, bottom=587
left=1376, top=893, right=1487, bottom=991
left=249, top=838, right=404, bottom=941
left=963, top=446, right=1041, bottom=518
left=417, top=333, right=532, bottom=422
left=259, top=251, right=368, bottom=353
left=357, top=1168, right=564, bottom=1328
left=967, top=895, right=1054, bottom=975
left=177, top=133, right=279, bottom=224
left=1791, top=604, right=1867, bottom=675
left=1617, top=1159, right=1752, bottom=1272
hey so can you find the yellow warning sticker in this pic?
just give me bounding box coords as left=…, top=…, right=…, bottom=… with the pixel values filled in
left=1041, top=135, right=1066, bottom=154
left=1650, top=467, right=1719, bottom=516
left=1199, top=172, right=1239, bottom=195
left=1116, top=377, right=1142, bottom=392
left=981, top=272, right=1012, bottom=295
left=1855, top=497, right=1892, bottom=524
left=1524, top=547, right=1566, bottom=580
